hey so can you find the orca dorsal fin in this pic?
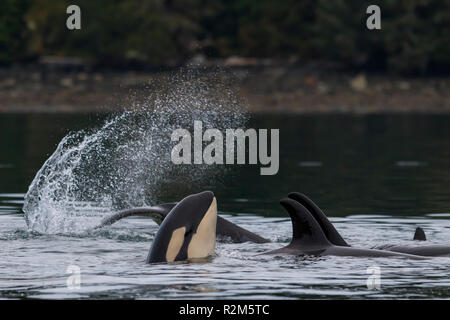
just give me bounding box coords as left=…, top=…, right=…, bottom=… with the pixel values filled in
left=413, top=227, right=426, bottom=241
left=280, top=198, right=331, bottom=248
left=288, top=192, right=350, bottom=247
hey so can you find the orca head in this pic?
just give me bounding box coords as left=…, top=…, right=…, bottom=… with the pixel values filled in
left=146, top=191, right=217, bottom=264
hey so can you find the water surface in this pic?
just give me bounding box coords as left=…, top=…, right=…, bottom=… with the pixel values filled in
left=1, top=114, right=449, bottom=299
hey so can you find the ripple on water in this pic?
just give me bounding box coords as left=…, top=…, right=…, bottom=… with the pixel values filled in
left=0, top=207, right=449, bottom=299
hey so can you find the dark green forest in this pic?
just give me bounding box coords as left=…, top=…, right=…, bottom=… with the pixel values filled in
left=1, top=0, right=449, bottom=73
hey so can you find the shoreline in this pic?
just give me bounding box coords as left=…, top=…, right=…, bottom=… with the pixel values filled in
left=3, top=106, right=450, bottom=115
left=1, top=66, right=449, bottom=114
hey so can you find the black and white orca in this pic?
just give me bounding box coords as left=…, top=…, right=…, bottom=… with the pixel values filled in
left=96, top=201, right=269, bottom=243
left=146, top=191, right=217, bottom=264
left=261, top=197, right=426, bottom=259
left=96, top=192, right=449, bottom=257
left=287, top=192, right=450, bottom=257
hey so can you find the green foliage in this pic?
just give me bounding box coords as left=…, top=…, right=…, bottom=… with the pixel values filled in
left=315, top=1, right=385, bottom=68
left=382, top=0, right=450, bottom=73
left=0, top=0, right=29, bottom=63
left=2, top=0, right=449, bottom=73
left=315, top=0, right=450, bottom=73
left=229, top=0, right=316, bottom=57
left=26, top=0, right=208, bottom=65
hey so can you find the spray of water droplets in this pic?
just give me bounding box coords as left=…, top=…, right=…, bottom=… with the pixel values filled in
left=23, top=70, right=248, bottom=234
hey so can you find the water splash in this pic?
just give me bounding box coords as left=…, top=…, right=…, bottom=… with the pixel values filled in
left=23, top=70, right=248, bottom=234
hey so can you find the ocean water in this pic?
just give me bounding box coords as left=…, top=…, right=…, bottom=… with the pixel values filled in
left=1, top=113, right=449, bottom=299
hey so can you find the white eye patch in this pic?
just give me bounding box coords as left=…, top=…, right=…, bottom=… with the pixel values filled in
left=188, top=197, right=217, bottom=259
left=165, top=226, right=186, bottom=262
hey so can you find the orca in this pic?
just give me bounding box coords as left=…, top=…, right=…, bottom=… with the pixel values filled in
left=371, top=243, right=450, bottom=256
left=262, top=198, right=426, bottom=259
left=147, top=191, right=217, bottom=264
left=372, top=227, right=450, bottom=256
left=286, top=192, right=349, bottom=247
left=288, top=192, right=450, bottom=257
left=142, top=192, right=424, bottom=261
left=96, top=191, right=447, bottom=256
left=96, top=202, right=270, bottom=244
left=413, top=227, right=426, bottom=241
